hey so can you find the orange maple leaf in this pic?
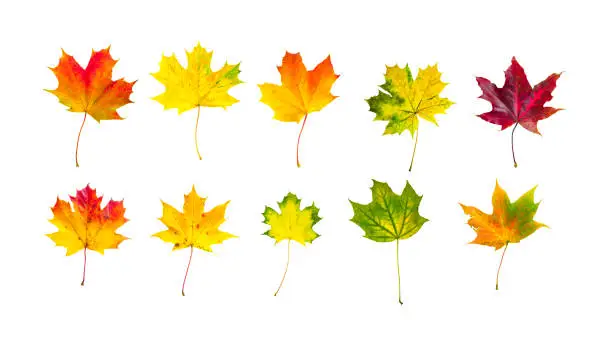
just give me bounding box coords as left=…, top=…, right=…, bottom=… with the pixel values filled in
left=259, top=52, right=339, bottom=167
left=47, top=185, right=128, bottom=286
left=46, top=47, right=135, bottom=167
left=460, top=181, right=548, bottom=290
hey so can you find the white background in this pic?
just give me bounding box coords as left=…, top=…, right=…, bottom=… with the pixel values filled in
left=1, top=0, right=610, bottom=335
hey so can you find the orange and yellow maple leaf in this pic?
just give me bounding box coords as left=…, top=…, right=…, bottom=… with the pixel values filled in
left=259, top=52, right=339, bottom=167
left=47, top=184, right=128, bottom=286
left=153, top=185, right=235, bottom=295
left=46, top=47, right=135, bottom=167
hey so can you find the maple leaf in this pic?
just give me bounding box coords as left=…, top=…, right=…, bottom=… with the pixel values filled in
left=459, top=181, right=548, bottom=290
left=259, top=52, right=339, bottom=167
left=153, top=185, right=235, bottom=295
left=367, top=64, right=453, bottom=171
left=262, top=192, right=321, bottom=295
left=47, top=184, right=128, bottom=286
left=152, top=43, right=242, bottom=160
left=476, top=57, right=562, bottom=167
left=46, top=47, right=135, bottom=167
left=349, top=180, right=428, bottom=304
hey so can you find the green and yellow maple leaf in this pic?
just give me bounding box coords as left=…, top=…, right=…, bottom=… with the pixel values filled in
left=262, top=193, right=321, bottom=295
left=152, top=43, right=242, bottom=160
left=367, top=64, right=453, bottom=171
left=349, top=180, right=428, bottom=304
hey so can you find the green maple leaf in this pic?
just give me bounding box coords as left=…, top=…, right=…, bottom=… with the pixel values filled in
left=349, top=179, right=428, bottom=304
left=366, top=64, right=453, bottom=171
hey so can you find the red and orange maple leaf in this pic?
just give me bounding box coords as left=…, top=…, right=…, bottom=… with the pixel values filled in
left=46, top=47, right=135, bottom=167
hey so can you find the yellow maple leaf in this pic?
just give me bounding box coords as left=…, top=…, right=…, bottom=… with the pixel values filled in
left=47, top=185, right=128, bottom=286
left=152, top=43, right=242, bottom=160
left=262, top=193, right=321, bottom=295
left=153, top=185, right=235, bottom=295
left=258, top=52, right=339, bottom=167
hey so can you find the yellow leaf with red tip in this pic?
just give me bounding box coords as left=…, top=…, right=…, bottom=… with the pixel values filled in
left=47, top=185, right=128, bottom=256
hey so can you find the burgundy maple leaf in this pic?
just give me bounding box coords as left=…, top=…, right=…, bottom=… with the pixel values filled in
left=477, top=57, right=562, bottom=167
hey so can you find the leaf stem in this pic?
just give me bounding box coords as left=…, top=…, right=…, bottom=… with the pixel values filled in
left=195, top=105, right=202, bottom=160
left=81, top=247, right=87, bottom=286
left=274, top=239, right=291, bottom=296
left=511, top=122, right=519, bottom=168
left=396, top=239, right=403, bottom=305
left=75, top=113, right=87, bottom=167
left=182, top=245, right=194, bottom=296
left=296, top=114, right=308, bottom=168
left=496, top=242, right=509, bottom=290
left=409, top=128, right=419, bottom=172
